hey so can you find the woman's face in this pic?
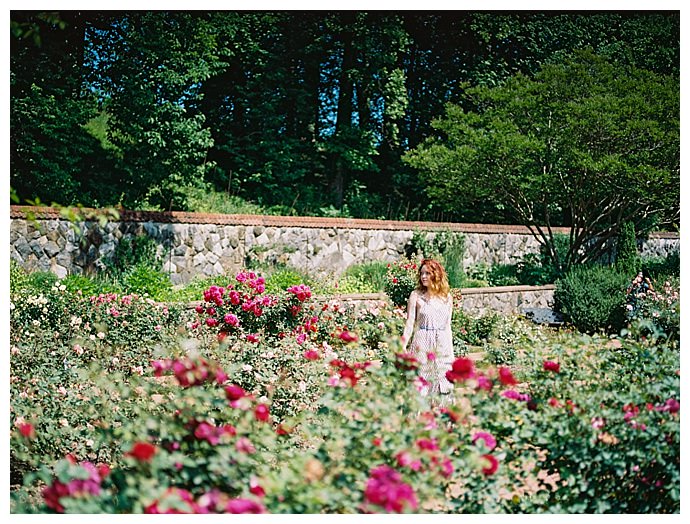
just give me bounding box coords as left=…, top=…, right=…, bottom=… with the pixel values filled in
left=420, top=265, right=432, bottom=287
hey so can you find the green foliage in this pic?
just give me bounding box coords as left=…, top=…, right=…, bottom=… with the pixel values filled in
left=340, top=261, right=389, bottom=293
left=404, top=50, right=679, bottom=270
left=485, top=264, right=520, bottom=287
left=27, top=270, right=59, bottom=290
left=554, top=265, right=630, bottom=334
left=452, top=309, right=500, bottom=346
left=507, top=331, right=680, bottom=512
left=10, top=12, right=680, bottom=223
left=641, top=250, right=680, bottom=282
left=159, top=275, right=231, bottom=303
left=61, top=273, right=117, bottom=297
left=98, top=234, right=172, bottom=300
left=484, top=342, right=516, bottom=366
left=406, top=230, right=466, bottom=288
left=178, top=185, right=269, bottom=215
left=104, top=234, right=161, bottom=276
left=120, top=264, right=173, bottom=300
left=263, top=267, right=311, bottom=295
left=383, top=258, right=419, bottom=307
left=10, top=85, right=112, bottom=207
left=10, top=259, right=30, bottom=295
left=616, top=221, right=641, bottom=276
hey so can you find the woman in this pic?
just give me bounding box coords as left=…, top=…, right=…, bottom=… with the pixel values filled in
left=401, top=259, right=454, bottom=402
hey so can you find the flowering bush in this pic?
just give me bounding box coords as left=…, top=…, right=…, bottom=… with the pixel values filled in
left=10, top=286, right=184, bottom=485
left=625, top=276, right=679, bottom=343
left=190, top=271, right=313, bottom=343
left=383, top=257, right=419, bottom=307
left=10, top=281, right=74, bottom=340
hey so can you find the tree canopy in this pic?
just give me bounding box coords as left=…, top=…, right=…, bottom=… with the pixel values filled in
left=404, top=50, right=679, bottom=270
left=10, top=10, right=680, bottom=225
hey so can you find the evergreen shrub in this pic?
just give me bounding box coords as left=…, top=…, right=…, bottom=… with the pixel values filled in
left=615, top=221, right=641, bottom=276
left=554, top=265, right=630, bottom=334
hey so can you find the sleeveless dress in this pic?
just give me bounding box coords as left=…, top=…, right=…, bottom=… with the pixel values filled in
left=409, top=294, right=454, bottom=399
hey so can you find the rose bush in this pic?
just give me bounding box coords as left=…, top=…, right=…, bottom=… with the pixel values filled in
left=383, top=257, right=419, bottom=307
left=625, top=276, right=680, bottom=344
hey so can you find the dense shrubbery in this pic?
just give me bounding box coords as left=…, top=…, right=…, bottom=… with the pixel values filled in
left=554, top=265, right=630, bottom=334
left=641, top=249, right=680, bottom=282
left=615, top=221, right=641, bottom=275
left=553, top=256, right=680, bottom=337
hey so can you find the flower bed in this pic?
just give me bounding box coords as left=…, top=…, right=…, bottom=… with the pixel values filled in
left=10, top=270, right=680, bottom=513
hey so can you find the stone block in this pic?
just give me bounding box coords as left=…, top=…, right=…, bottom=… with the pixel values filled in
left=55, top=252, right=73, bottom=267
left=162, top=260, right=177, bottom=274
left=255, top=233, right=270, bottom=246
left=205, top=233, right=221, bottom=250
left=193, top=233, right=206, bottom=252
left=171, top=255, right=189, bottom=270
left=193, top=252, right=206, bottom=266
left=14, top=237, right=33, bottom=259
left=44, top=240, right=61, bottom=258
left=99, top=242, right=116, bottom=257
left=29, top=239, right=44, bottom=258
left=52, top=262, right=68, bottom=279
left=367, top=234, right=386, bottom=252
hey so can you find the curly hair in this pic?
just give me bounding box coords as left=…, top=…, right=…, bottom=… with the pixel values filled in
left=416, top=258, right=450, bottom=297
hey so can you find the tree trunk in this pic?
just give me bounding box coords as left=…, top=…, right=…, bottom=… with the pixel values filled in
left=331, top=13, right=356, bottom=208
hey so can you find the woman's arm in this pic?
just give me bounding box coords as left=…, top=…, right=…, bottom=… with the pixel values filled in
left=401, top=291, right=417, bottom=351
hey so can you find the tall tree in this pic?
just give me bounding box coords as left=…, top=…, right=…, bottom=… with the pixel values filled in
left=85, top=12, right=229, bottom=209
left=404, top=51, right=679, bottom=270
left=10, top=11, right=115, bottom=206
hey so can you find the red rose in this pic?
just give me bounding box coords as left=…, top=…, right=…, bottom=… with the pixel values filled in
left=254, top=404, right=270, bottom=422
left=127, top=441, right=157, bottom=462
left=446, top=357, right=475, bottom=383
left=481, top=454, right=499, bottom=475
left=225, top=384, right=246, bottom=402
left=18, top=422, right=36, bottom=439
left=338, top=330, right=358, bottom=343
left=543, top=360, right=560, bottom=373
left=498, top=366, right=518, bottom=386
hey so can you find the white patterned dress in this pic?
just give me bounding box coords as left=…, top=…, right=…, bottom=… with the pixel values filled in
left=403, top=291, right=454, bottom=399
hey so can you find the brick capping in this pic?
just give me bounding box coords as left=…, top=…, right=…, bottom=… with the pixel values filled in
left=9, top=205, right=678, bottom=238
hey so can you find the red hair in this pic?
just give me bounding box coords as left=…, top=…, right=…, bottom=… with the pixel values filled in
left=416, top=259, right=450, bottom=297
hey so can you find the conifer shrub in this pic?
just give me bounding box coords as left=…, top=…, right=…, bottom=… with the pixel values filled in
left=616, top=221, right=641, bottom=276
left=554, top=265, right=630, bottom=334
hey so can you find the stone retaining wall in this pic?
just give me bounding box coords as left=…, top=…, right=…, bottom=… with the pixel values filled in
left=459, top=285, right=555, bottom=316
left=9, top=206, right=679, bottom=284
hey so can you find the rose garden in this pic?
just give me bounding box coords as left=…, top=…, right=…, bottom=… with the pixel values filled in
left=9, top=238, right=680, bottom=513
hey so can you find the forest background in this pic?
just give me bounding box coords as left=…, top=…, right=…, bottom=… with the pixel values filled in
left=9, top=10, right=680, bottom=233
